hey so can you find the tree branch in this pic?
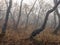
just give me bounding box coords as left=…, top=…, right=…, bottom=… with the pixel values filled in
left=30, top=0, right=60, bottom=39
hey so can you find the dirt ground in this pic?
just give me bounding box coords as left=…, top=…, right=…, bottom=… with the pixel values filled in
left=0, top=26, right=60, bottom=45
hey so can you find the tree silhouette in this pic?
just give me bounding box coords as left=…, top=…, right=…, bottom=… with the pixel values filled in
left=15, top=0, right=23, bottom=29
left=25, top=0, right=37, bottom=29
left=30, top=0, right=60, bottom=39
left=0, top=0, right=12, bottom=37
left=53, top=0, right=60, bottom=34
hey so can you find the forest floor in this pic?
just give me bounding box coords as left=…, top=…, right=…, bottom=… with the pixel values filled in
left=0, top=26, right=60, bottom=45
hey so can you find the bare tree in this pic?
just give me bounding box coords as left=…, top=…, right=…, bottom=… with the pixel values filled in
left=5, top=0, right=16, bottom=28
left=0, top=0, right=12, bottom=37
left=23, top=4, right=29, bottom=29
left=53, top=0, right=60, bottom=34
left=29, top=0, right=60, bottom=39
left=15, top=0, right=23, bottom=29
left=34, top=0, right=42, bottom=28
left=25, top=0, right=37, bottom=29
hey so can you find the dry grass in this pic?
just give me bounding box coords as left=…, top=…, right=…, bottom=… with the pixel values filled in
left=0, top=26, right=60, bottom=45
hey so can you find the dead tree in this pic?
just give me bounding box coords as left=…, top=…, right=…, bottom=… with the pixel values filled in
left=25, top=0, right=37, bottom=29
left=0, top=0, right=12, bottom=37
left=29, top=0, right=60, bottom=39
left=53, top=0, right=60, bottom=34
left=15, top=0, right=23, bottom=29
left=5, top=0, right=16, bottom=28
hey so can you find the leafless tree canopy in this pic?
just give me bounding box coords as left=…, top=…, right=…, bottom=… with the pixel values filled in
left=30, top=0, right=60, bottom=39
left=0, top=0, right=60, bottom=41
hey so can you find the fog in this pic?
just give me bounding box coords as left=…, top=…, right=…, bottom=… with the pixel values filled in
left=0, top=0, right=60, bottom=45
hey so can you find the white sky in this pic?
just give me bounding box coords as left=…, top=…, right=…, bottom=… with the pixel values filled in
left=0, top=0, right=54, bottom=6
left=13, top=0, right=54, bottom=6
left=13, top=0, right=35, bottom=5
left=43, top=0, right=54, bottom=6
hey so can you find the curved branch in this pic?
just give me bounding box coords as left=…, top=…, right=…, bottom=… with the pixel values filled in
left=30, top=0, right=60, bottom=39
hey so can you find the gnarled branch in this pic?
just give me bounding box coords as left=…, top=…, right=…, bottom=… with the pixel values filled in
left=30, top=0, right=60, bottom=39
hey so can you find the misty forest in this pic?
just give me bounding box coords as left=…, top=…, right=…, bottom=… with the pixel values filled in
left=0, top=0, right=60, bottom=45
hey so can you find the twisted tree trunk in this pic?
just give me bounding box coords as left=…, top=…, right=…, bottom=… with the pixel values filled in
left=30, top=0, right=60, bottom=39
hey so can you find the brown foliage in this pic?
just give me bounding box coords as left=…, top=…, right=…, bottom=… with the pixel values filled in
left=0, top=26, right=60, bottom=45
